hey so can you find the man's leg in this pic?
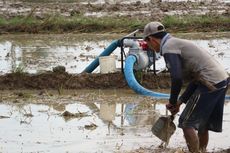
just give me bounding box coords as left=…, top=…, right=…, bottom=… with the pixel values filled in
left=183, top=127, right=199, bottom=153
left=198, top=130, right=209, bottom=152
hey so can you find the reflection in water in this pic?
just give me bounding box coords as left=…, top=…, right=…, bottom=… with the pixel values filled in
left=0, top=100, right=164, bottom=153
left=125, top=103, right=138, bottom=125
left=99, top=103, right=116, bottom=122
left=99, top=103, right=116, bottom=135
left=124, top=103, right=160, bottom=126
left=0, top=98, right=230, bottom=152
left=98, top=102, right=161, bottom=135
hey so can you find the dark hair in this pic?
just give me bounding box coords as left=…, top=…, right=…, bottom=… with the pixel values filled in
left=150, top=31, right=167, bottom=39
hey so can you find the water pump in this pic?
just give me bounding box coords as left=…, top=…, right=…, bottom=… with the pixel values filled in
left=123, top=39, right=149, bottom=70
left=120, top=36, right=156, bottom=73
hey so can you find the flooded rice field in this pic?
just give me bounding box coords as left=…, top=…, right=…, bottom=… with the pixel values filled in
left=0, top=33, right=230, bottom=152
left=0, top=32, right=230, bottom=75
left=0, top=89, right=230, bottom=153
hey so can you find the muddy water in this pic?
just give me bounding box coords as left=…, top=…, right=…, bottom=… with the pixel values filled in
left=0, top=34, right=122, bottom=74
left=0, top=33, right=230, bottom=152
left=0, top=89, right=230, bottom=153
left=0, top=33, right=230, bottom=75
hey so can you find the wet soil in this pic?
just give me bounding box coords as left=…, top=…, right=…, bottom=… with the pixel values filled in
left=1, top=0, right=229, bottom=19
left=128, top=147, right=230, bottom=153
left=0, top=0, right=229, bottom=33
left=0, top=71, right=171, bottom=90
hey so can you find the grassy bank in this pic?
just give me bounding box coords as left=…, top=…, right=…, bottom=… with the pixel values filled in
left=0, top=14, right=229, bottom=34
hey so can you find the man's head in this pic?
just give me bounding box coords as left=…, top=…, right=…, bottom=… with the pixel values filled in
left=143, top=21, right=166, bottom=52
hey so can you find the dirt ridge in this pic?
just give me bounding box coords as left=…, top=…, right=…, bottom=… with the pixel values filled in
left=0, top=71, right=171, bottom=90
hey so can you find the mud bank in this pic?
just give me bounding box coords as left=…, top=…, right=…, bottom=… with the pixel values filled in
left=0, top=71, right=171, bottom=90
left=0, top=0, right=229, bottom=34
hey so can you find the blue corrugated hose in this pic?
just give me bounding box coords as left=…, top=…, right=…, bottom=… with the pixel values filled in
left=124, top=55, right=230, bottom=100
left=124, top=55, right=170, bottom=99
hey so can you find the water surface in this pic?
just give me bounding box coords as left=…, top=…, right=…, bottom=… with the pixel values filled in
left=0, top=33, right=229, bottom=74
left=0, top=89, right=230, bottom=153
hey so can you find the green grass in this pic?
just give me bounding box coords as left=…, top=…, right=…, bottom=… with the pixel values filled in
left=0, top=17, right=7, bottom=25
left=0, top=14, right=229, bottom=34
left=12, top=63, right=25, bottom=74
left=51, top=15, right=145, bottom=32
left=162, top=15, right=230, bottom=32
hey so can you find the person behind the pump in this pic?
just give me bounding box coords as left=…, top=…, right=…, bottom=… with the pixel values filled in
left=143, top=21, right=229, bottom=153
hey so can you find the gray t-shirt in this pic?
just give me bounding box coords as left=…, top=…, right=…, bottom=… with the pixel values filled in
left=162, top=36, right=228, bottom=84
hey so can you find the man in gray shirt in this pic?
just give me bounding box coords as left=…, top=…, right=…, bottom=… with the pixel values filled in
left=143, top=21, right=229, bottom=153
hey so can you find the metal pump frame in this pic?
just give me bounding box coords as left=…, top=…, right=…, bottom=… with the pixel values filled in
left=119, top=30, right=156, bottom=74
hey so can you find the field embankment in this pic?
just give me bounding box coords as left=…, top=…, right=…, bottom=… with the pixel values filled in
left=0, top=0, right=229, bottom=34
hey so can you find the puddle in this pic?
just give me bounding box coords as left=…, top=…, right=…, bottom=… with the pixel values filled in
left=0, top=33, right=230, bottom=74
left=0, top=89, right=230, bottom=153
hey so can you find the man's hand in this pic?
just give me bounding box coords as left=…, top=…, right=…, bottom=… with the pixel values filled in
left=166, top=101, right=182, bottom=115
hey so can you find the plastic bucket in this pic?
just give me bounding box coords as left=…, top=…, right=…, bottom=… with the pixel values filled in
left=99, top=56, right=116, bottom=74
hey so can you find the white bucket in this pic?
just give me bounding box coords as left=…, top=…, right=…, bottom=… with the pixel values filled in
left=99, top=56, right=116, bottom=74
